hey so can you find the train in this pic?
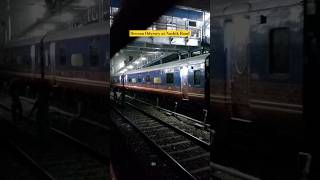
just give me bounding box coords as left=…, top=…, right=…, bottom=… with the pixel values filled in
left=0, top=23, right=110, bottom=111
left=210, top=0, right=303, bottom=123
left=111, top=54, right=209, bottom=102
left=209, top=0, right=307, bottom=179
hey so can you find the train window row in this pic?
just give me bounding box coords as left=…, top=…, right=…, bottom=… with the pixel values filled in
left=9, top=55, right=30, bottom=66
left=58, top=46, right=100, bottom=67
left=5, top=48, right=100, bottom=68
left=125, top=71, right=202, bottom=85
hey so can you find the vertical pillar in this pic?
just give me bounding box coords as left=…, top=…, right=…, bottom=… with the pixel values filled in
left=0, top=22, right=5, bottom=45
left=7, top=0, right=11, bottom=41
left=304, top=0, right=320, bottom=179
left=202, top=11, right=205, bottom=42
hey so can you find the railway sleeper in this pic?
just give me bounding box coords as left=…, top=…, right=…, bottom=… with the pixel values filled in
left=155, top=136, right=186, bottom=146
left=179, top=152, right=210, bottom=163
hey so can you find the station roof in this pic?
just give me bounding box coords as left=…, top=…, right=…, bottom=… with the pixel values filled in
left=110, top=0, right=209, bottom=11
left=0, top=0, right=209, bottom=40
left=0, top=0, right=105, bottom=39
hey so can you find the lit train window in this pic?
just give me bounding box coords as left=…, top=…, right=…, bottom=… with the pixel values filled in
left=146, top=75, right=151, bottom=82
left=166, top=73, right=174, bottom=84
left=89, top=46, right=99, bottom=66
left=132, top=78, right=137, bottom=83
left=269, top=28, right=289, bottom=74
left=59, top=48, right=66, bottom=65
left=71, top=53, right=84, bottom=67
left=154, top=77, right=161, bottom=84
left=194, top=70, right=201, bottom=85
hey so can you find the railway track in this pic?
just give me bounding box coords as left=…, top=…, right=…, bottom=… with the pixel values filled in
left=125, top=94, right=210, bottom=127
left=7, top=95, right=112, bottom=158
left=124, top=95, right=210, bottom=143
left=1, top=131, right=45, bottom=180
left=0, top=100, right=110, bottom=180
left=20, top=96, right=110, bottom=127
left=111, top=98, right=210, bottom=180
left=111, top=95, right=263, bottom=180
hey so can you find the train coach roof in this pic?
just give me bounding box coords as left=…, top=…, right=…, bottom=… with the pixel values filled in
left=119, top=53, right=209, bottom=76
left=44, top=22, right=109, bottom=42
left=5, top=23, right=109, bottom=47
left=6, top=36, right=42, bottom=48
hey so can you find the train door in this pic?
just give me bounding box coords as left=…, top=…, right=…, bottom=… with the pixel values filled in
left=180, top=66, right=189, bottom=100
left=224, top=15, right=250, bottom=119
left=30, top=45, right=36, bottom=76
left=49, top=42, right=56, bottom=80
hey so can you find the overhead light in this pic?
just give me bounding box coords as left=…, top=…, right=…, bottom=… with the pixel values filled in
left=205, top=12, right=210, bottom=21
left=181, top=66, right=188, bottom=77
left=120, top=69, right=127, bottom=74
left=127, top=65, right=134, bottom=69
left=146, top=51, right=160, bottom=54
left=141, top=57, right=147, bottom=61
left=119, top=62, right=125, bottom=68
left=134, top=61, right=140, bottom=64
left=183, top=18, right=188, bottom=21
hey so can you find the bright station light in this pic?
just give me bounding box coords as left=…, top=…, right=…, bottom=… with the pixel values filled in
left=181, top=66, right=188, bottom=77
left=120, top=69, right=127, bottom=74
left=141, top=57, right=147, bottom=61
left=119, top=62, right=125, bottom=68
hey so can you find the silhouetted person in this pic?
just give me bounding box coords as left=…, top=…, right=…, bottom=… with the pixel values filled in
left=29, top=81, right=51, bottom=141
left=113, top=87, right=118, bottom=102
left=9, top=79, right=23, bottom=122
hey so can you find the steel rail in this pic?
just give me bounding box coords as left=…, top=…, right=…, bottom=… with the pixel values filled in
left=125, top=94, right=211, bottom=128
left=111, top=106, right=198, bottom=180
left=0, top=101, right=109, bottom=164
left=126, top=101, right=210, bottom=150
